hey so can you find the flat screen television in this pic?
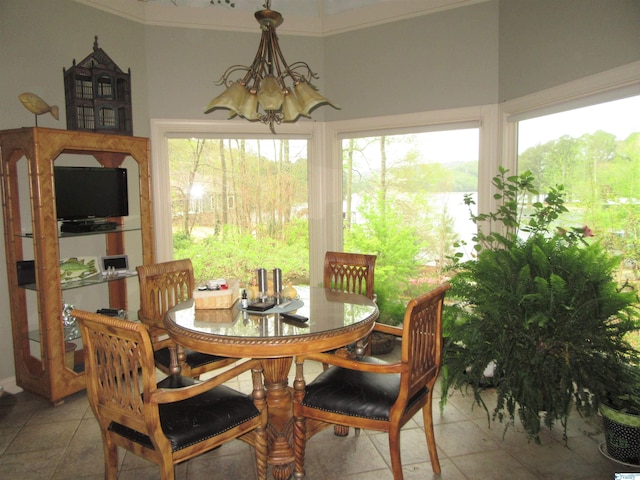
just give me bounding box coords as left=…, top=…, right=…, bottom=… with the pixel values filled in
left=54, top=166, right=128, bottom=232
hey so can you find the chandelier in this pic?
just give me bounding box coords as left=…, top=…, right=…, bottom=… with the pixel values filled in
left=204, top=0, right=338, bottom=133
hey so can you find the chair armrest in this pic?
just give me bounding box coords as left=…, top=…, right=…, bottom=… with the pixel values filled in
left=151, top=336, right=175, bottom=351
left=151, top=358, right=260, bottom=404
left=296, top=352, right=404, bottom=374
left=372, top=322, right=402, bottom=337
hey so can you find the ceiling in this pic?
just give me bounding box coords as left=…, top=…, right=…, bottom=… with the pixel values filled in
left=75, top=0, right=489, bottom=36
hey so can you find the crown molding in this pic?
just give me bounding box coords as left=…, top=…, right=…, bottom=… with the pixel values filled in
left=73, top=0, right=489, bottom=36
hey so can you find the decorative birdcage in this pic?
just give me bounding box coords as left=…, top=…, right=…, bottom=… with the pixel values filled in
left=63, top=36, right=132, bottom=135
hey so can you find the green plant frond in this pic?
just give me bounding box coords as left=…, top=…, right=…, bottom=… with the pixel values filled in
left=530, top=241, right=552, bottom=274
left=441, top=168, right=640, bottom=442
left=548, top=273, right=567, bottom=295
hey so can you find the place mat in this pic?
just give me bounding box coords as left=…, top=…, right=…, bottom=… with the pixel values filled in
left=239, top=298, right=304, bottom=315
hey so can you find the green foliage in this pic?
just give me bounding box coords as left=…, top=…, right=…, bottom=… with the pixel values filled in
left=517, top=130, right=640, bottom=280
left=174, top=221, right=309, bottom=285
left=345, top=194, right=421, bottom=325
left=442, top=168, right=640, bottom=443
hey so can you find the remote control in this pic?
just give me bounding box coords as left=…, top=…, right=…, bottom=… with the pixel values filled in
left=280, top=312, right=308, bottom=323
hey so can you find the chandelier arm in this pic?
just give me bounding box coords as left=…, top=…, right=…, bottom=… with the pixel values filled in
left=259, top=111, right=283, bottom=134
left=270, top=32, right=304, bottom=87
left=265, top=28, right=277, bottom=77
left=285, top=61, right=319, bottom=84
left=246, top=30, right=272, bottom=90
left=216, top=65, right=251, bottom=86
left=266, top=26, right=287, bottom=88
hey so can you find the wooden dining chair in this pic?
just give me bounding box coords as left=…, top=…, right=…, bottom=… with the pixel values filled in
left=323, top=251, right=377, bottom=301
left=323, top=251, right=377, bottom=354
left=292, top=283, right=450, bottom=480
left=323, top=251, right=378, bottom=436
left=73, top=309, right=268, bottom=480
left=137, top=259, right=237, bottom=377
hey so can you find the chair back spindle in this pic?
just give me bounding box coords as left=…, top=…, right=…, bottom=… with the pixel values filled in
left=79, top=313, right=161, bottom=438
left=138, top=259, right=194, bottom=332
left=323, top=251, right=376, bottom=300
left=402, top=285, right=446, bottom=403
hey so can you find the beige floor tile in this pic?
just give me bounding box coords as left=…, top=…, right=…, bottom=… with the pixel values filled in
left=451, top=449, right=538, bottom=480
left=187, top=448, right=259, bottom=479
left=4, top=419, right=79, bottom=454
left=0, top=425, right=20, bottom=454
left=434, top=418, right=501, bottom=458
left=368, top=426, right=440, bottom=469
left=25, top=390, right=89, bottom=425
left=310, top=430, right=390, bottom=478
left=0, top=447, right=65, bottom=480
left=509, top=440, right=614, bottom=479
left=402, top=458, right=467, bottom=480
left=4, top=343, right=640, bottom=480
left=0, top=393, right=45, bottom=428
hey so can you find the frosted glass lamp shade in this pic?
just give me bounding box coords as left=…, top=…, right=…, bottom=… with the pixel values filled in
left=238, top=91, right=259, bottom=120
left=257, top=75, right=285, bottom=111
left=204, top=82, right=247, bottom=115
left=294, top=81, right=338, bottom=116
left=282, top=89, right=307, bottom=122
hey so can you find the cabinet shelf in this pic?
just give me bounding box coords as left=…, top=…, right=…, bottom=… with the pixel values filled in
left=18, top=224, right=142, bottom=239
left=19, top=271, right=138, bottom=291
left=28, top=312, right=136, bottom=343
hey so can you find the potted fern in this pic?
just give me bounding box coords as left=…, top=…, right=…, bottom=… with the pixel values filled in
left=441, top=168, right=640, bottom=446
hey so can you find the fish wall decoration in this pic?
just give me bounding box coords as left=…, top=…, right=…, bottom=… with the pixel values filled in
left=18, top=92, right=59, bottom=126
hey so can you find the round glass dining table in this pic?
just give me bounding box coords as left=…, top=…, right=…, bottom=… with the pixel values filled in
left=164, top=286, right=379, bottom=480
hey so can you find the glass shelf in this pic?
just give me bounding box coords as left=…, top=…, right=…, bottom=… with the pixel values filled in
left=18, top=224, right=141, bottom=239
left=28, top=312, right=137, bottom=343
left=20, top=271, right=137, bottom=291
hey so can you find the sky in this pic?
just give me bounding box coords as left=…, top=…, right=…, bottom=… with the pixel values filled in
left=407, top=94, right=640, bottom=164
left=518, top=95, right=640, bottom=153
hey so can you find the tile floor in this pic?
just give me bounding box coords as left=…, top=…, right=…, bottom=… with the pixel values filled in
left=1, top=343, right=639, bottom=480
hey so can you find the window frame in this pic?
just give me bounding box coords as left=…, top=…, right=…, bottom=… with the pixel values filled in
left=500, top=62, right=640, bottom=176
left=324, top=106, right=501, bottom=258
left=150, top=119, right=322, bottom=279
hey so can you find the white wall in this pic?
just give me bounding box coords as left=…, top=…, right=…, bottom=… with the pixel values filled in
left=499, top=0, right=640, bottom=102
left=323, top=1, right=500, bottom=120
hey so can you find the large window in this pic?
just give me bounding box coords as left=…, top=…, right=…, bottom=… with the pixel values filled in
left=167, top=136, right=309, bottom=286
left=151, top=69, right=639, bottom=291
left=340, top=127, right=479, bottom=322
left=517, top=95, right=640, bottom=284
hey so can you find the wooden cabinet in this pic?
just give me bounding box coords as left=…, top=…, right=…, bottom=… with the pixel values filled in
left=0, top=127, right=154, bottom=404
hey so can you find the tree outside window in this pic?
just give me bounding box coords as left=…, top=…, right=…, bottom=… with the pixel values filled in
left=168, top=137, right=309, bottom=287
left=341, top=129, right=479, bottom=324
left=517, top=95, right=640, bottom=288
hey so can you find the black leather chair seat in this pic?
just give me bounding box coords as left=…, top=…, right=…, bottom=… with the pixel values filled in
left=154, top=346, right=228, bottom=369
left=109, top=375, right=260, bottom=452
left=302, top=357, right=429, bottom=421
left=301, top=356, right=400, bottom=421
